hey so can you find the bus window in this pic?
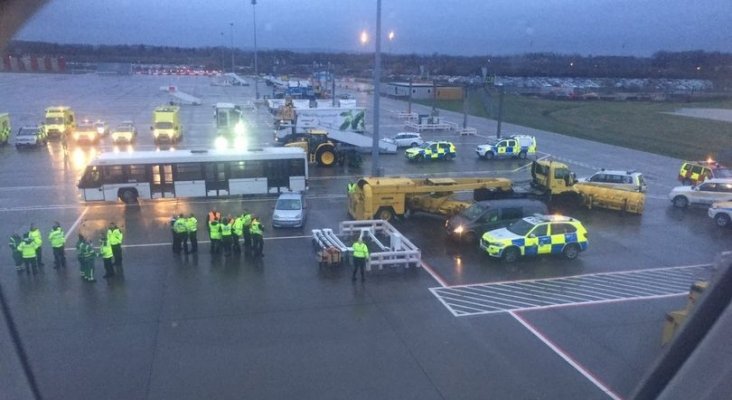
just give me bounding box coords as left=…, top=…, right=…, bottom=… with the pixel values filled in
left=175, top=163, right=203, bottom=180
left=104, top=165, right=125, bottom=183
left=128, top=165, right=147, bottom=182
left=79, top=166, right=101, bottom=188
left=289, top=158, right=305, bottom=176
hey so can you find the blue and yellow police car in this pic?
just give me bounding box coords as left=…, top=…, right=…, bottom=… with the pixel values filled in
left=405, top=140, right=456, bottom=161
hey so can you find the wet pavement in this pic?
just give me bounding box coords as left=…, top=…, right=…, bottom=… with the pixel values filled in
left=0, top=72, right=731, bottom=399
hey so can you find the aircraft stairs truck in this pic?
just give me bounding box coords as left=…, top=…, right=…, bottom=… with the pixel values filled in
left=274, top=96, right=396, bottom=167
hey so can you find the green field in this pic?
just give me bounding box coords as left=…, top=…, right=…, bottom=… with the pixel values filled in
left=420, top=92, right=732, bottom=160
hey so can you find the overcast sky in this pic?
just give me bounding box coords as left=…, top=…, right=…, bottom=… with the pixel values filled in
left=14, top=0, right=732, bottom=56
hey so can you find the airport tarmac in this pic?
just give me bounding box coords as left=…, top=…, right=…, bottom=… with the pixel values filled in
left=0, top=72, right=730, bottom=399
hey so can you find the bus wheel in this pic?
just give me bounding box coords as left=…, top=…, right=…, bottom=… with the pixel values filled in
left=316, top=146, right=336, bottom=167
left=120, top=189, right=138, bottom=204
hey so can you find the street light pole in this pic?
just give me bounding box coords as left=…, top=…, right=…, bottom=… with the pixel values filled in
left=252, top=0, right=259, bottom=99
left=220, top=32, right=225, bottom=73
left=371, top=0, right=382, bottom=177
left=229, top=22, right=234, bottom=73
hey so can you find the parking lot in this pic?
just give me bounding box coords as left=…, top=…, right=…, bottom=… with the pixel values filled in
left=1, top=72, right=730, bottom=399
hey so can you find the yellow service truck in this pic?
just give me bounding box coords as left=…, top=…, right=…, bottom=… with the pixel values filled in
left=43, top=106, right=75, bottom=139
left=152, top=105, right=181, bottom=144
left=0, top=113, right=10, bottom=145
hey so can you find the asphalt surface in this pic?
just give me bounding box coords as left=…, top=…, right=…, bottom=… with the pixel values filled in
left=0, top=73, right=730, bottom=399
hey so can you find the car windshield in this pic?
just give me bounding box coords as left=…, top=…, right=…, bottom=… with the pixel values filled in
left=715, top=168, right=732, bottom=178
left=115, top=125, right=133, bottom=132
left=17, top=128, right=38, bottom=136
left=276, top=198, right=301, bottom=211
left=461, top=203, right=487, bottom=221
left=507, top=219, right=536, bottom=236
left=45, top=116, right=63, bottom=124
left=77, top=124, right=95, bottom=131
left=155, top=121, right=174, bottom=129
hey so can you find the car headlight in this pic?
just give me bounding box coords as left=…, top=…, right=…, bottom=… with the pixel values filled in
left=73, top=133, right=80, bottom=140
left=453, top=225, right=464, bottom=234
left=234, top=122, right=245, bottom=136
left=214, top=136, right=228, bottom=149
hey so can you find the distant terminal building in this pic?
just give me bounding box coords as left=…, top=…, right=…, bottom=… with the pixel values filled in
left=382, top=82, right=464, bottom=100
left=1, top=55, right=66, bottom=73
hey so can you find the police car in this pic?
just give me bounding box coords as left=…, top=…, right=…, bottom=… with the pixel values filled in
left=405, top=141, right=456, bottom=161
left=476, top=135, right=536, bottom=160
left=480, top=214, right=588, bottom=262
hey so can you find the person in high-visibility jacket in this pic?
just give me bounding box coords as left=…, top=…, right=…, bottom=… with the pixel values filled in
left=78, top=237, right=97, bottom=282
left=28, top=223, right=44, bottom=267
left=106, top=222, right=124, bottom=267
left=351, top=237, right=369, bottom=282
left=249, top=217, right=264, bottom=257
left=173, top=213, right=188, bottom=254
left=18, top=236, right=38, bottom=275
left=207, top=208, right=221, bottom=234
left=186, top=213, right=198, bottom=254
left=48, top=222, right=66, bottom=269
left=9, top=233, right=23, bottom=271
left=208, top=218, right=222, bottom=255
left=232, top=214, right=244, bottom=253
left=100, top=237, right=115, bottom=278
left=241, top=211, right=253, bottom=252
left=347, top=182, right=356, bottom=194
left=220, top=217, right=234, bottom=257
left=75, top=234, right=87, bottom=279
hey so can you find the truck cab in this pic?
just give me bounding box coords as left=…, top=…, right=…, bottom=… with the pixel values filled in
left=152, top=105, right=181, bottom=144
left=43, top=106, right=75, bottom=139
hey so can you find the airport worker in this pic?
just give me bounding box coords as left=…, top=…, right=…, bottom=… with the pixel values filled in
left=28, top=223, right=44, bottom=267
left=208, top=218, right=222, bottom=254
left=241, top=210, right=253, bottom=253
left=220, top=217, right=234, bottom=257
left=9, top=233, right=23, bottom=271
left=351, top=236, right=369, bottom=282
left=100, top=237, right=115, bottom=278
left=249, top=216, right=264, bottom=257
left=207, top=208, right=221, bottom=234
left=186, top=213, right=198, bottom=254
left=75, top=234, right=87, bottom=279
left=106, top=222, right=124, bottom=267
left=48, top=222, right=66, bottom=269
left=169, top=214, right=177, bottom=250
left=18, top=236, right=38, bottom=275
left=347, top=182, right=356, bottom=194
left=80, top=237, right=97, bottom=282
left=173, top=213, right=188, bottom=254
left=232, top=213, right=244, bottom=253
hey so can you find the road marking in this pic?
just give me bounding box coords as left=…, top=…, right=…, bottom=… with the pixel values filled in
left=64, top=207, right=89, bottom=241
left=430, top=264, right=712, bottom=316
left=510, top=311, right=623, bottom=400
left=420, top=260, right=448, bottom=287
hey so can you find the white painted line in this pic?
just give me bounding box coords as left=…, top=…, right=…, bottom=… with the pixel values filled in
left=510, top=311, right=623, bottom=400
left=454, top=286, right=546, bottom=307
left=64, top=207, right=89, bottom=241
left=478, top=283, right=591, bottom=304
left=420, top=260, right=448, bottom=288
left=441, top=291, right=536, bottom=309
left=428, top=288, right=461, bottom=317
left=507, top=292, right=688, bottom=314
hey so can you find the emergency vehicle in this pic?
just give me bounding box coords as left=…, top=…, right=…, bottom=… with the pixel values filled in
left=476, top=135, right=537, bottom=160
left=152, top=105, right=181, bottom=144
left=43, top=106, right=75, bottom=139
left=480, top=214, right=589, bottom=262
left=73, top=119, right=101, bottom=144
left=111, top=121, right=137, bottom=144
left=678, top=160, right=731, bottom=186
left=405, top=141, right=456, bottom=161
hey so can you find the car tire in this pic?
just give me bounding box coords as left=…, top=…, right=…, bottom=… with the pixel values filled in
left=518, top=151, right=527, bottom=160
left=503, top=247, right=520, bottom=263
left=715, top=213, right=731, bottom=228
left=410, top=142, right=419, bottom=147
left=445, top=153, right=454, bottom=161
left=672, top=196, right=689, bottom=208
left=485, top=152, right=494, bottom=160
left=562, top=244, right=580, bottom=260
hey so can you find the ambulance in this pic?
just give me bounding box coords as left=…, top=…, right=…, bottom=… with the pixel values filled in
left=152, top=105, right=181, bottom=144
left=43, top=106, right=76, bottom=139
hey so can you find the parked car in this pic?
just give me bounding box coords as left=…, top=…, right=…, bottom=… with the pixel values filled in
left=111, top=121, right=138, bottom=144
left=382, top=132, right=424, bottom=148
left=476, top=135, right=537, bottom=160
left=668, top=179, right=732, bottom=208
left=272, top=192, right=306, bottom=228
left=73, top=120, right=101, bottom=144
left=678, top=160, right=732, bottom=186
left=445, top=199, right=548, bottom=243
left=15, top=126, right=47, bottom=149
left=708, top=201, right=732, bottom=227
left=579, top=169, right=647, bottom=192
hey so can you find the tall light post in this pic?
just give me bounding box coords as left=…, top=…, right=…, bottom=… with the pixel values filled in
left=251, top=0, right=259, bottom=99
left=220, top=32, right=225, bottom=72
left=229, top=22, right=235, bottom=73
left=371, top=0, right=382, bottom=177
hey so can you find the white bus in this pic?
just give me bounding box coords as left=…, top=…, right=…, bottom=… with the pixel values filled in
left=78, top=147, right=308, bottom=203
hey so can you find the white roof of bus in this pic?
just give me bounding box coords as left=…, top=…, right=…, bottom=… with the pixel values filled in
left=89, top=147, right=306, bottom=166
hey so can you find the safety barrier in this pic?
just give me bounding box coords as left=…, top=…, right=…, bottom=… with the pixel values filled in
left=404, top=120, right=457, bottom=132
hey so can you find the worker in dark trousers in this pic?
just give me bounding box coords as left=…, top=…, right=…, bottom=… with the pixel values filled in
left=18, top=236, right=38, bottom=275
left=208, top=218, right=222, bottom=255
left=249, top=216, right=264, bottom=257
left=220, top=217, right=234, bottom=257
left=76, top=234, right=87, bottom=279
left=169, top=215, right=177, bottom=251
left=173, top=213, right=188, bottom=254
left=232, top=214, right=244, bottom=253
left=100, top=237, right=115, bottom=278
left=107, top=222, right=124, bottom=267
left=186, top=213, right=198, bottom=254
left=48, top=222, right=66, bottom=269
left=28, top=223, right=44, bottom=267
left=351, top=236, right=369, bottom=282
left=241, top=210, right=252, bottom=253
left=9, top=233, right=23, bottom=271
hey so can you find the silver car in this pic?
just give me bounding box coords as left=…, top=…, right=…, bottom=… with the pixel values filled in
left=15, top=126, right=47, bottom=149
left=382, top=132, right=424, bottom=148
left=669, top=178, right=732, bottom=208
left=272, top=192, right=306, bottom=228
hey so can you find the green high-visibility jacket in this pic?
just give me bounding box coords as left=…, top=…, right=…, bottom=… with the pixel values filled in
left=100, top=242, right=113, bottom=259
left=48, top=228, right=65, bottom=248
left=19, top=241, right=37, bottom=258
left=249, top=221, right=263, bottom=236
left=242, top=214, right=252, bottom=227
left=220, top=223, right=233, bottom=237
left=186, top=217, right=198, bottom=232
left=209, top=222, right=222, bottom=239
left=29, top=229, right=42, bottom=246
left=107, top=228, right=123, bottom=245
left=173, top=218, right=188, bottom=234
left=233, top=217, right=244, bottom=236
left=352, top=241, right=369, bottom=258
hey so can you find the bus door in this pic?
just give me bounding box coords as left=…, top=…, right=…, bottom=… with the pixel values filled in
left=205, top=162, right=229, bottom=196
left=266, top=160, right=288, bottom=192
left=150, top=164, right=174, bottom=198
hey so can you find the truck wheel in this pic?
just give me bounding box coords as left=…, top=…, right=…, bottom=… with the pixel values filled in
left=316, top=146, right=336, bottom=167
left=672, top=196, right=689, bottom=208
left=518, top=151, right=527, bottom=160
left=375, top=207, right=395, bottom=221
left=503, top=247, right=519, bottom=263
left=715, top=214, right=731, bottom=227
left=485, top=152, right=494, bottom=160
left=120, top=189, right=138, bottom=204
left=562, top=244, right=580, bottom=260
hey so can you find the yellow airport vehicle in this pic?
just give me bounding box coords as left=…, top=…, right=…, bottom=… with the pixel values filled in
left=43, top=106, right=75, bottom=139
left=152, top=105, right=181, bottom=144
left=73, top=119, right=101, bottom=144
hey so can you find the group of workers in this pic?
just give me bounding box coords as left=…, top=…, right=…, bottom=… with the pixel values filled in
left=170, top=208, right=264, bottom=258
left=9, top=222, right=124, bottom=282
